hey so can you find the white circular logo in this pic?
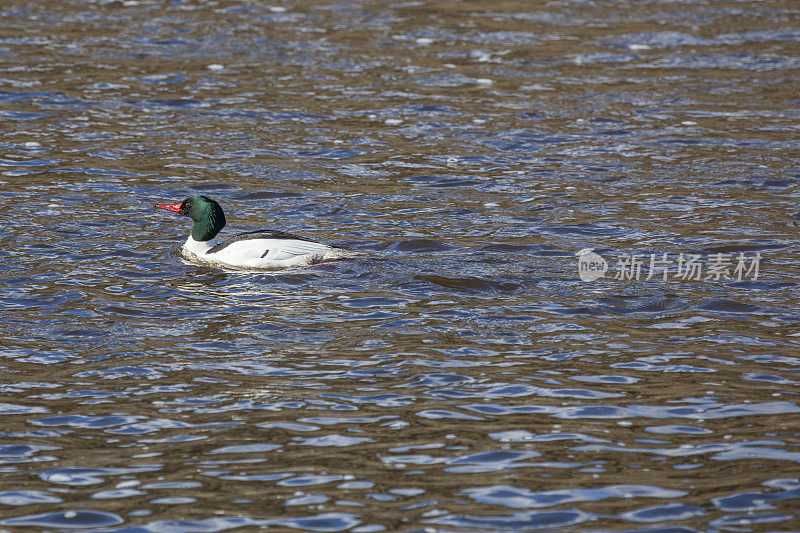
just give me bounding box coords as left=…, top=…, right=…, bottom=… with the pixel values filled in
left=576, top=248, right=607, bottom=281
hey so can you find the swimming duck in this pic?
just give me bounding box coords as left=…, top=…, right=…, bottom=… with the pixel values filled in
left=156, top=195, right=350, bottom=269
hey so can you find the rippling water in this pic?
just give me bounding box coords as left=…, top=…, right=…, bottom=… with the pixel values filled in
left=2, top=0, right=800, bottom=531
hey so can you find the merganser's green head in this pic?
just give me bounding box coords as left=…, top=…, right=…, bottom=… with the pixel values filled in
left=156, top=195, right=226, bottom=242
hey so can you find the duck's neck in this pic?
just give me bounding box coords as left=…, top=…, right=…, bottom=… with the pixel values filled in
left=184, top=236, right=212, bottom=257
left=191, top=216, right=222, bottom=241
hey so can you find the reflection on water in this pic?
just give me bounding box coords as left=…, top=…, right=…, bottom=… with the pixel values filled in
left=2, top=0, right=800, bottom=531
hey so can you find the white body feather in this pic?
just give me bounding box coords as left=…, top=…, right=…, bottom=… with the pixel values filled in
left=181, top=235, right=349, bottom=270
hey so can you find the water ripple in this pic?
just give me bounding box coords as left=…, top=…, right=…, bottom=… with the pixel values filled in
left=3, top=0, right=800, bottom=530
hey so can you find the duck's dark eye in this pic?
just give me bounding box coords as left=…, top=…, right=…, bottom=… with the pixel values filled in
left=179, top=200, right=190, bottom=214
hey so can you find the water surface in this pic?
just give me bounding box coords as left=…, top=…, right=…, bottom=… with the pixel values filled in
left=2, top=0, right=800, bottom=531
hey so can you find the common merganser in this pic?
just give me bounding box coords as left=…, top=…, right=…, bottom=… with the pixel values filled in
left=156, top=195, right=350, bottom=270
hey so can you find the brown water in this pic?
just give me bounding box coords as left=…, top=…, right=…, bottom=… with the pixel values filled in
left=2, top=0, right=800, bottom=531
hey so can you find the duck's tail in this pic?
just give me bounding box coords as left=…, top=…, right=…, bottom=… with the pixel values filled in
left=320, top=247, right=368, bottom=262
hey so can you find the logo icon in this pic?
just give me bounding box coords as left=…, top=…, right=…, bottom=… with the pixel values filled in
left=576, top=248, right=608, bottom=281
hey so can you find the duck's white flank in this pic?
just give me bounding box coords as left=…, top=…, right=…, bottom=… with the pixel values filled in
left=181, top=236, right=350, bottom=269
